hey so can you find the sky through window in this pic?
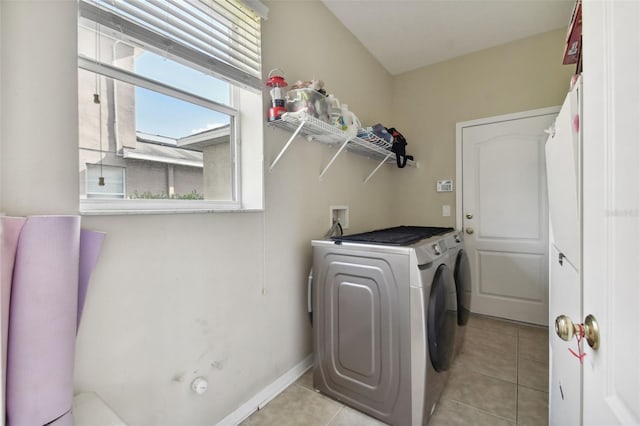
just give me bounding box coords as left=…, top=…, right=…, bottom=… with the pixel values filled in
left=134, top=51, right=231, bottom=141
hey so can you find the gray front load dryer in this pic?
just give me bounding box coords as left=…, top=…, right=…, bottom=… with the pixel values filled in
left=312, top=227, right=457, bottom=425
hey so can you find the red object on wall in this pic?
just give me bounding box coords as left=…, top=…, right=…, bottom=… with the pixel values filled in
left=563, top=0, right=582, bottom=65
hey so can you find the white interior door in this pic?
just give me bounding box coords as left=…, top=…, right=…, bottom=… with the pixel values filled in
left=458, top=110, right=557, bottom=325
left=579, top=2, right=640, bottom=424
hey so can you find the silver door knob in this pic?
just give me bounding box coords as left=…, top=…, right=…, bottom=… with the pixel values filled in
left=465, top=227, right=474, bottom=234
left=555, top=314, right=600, bottom=350
left=466, top=213, right=473, bottom=219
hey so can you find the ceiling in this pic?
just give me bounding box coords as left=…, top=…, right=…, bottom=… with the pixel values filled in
left=321, top=0, right=575, bottom=75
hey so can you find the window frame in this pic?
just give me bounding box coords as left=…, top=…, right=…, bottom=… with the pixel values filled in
left=78, top=58, right=243, bottom=214
left=77, top=0, right=265, bottom=215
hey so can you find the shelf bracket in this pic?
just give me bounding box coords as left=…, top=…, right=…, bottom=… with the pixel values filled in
left=319, top=137, right=352, bottom=179
left=363, top=152, right=393, bottom=184
left=269, top=120, right=305, bottom=172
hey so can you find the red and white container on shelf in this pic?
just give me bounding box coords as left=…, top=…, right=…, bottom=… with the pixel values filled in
left=266, top=69, right=288, bottom=122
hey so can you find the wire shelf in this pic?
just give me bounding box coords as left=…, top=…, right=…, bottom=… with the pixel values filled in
left=269, top=112, right=417, bottom=167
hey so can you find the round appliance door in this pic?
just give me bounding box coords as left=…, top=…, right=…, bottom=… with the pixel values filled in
left=427, top=264, right=457, bottom=372
left=455, top=249, right=472, bottom=326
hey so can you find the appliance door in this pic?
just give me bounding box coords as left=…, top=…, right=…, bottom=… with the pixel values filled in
left=454, top=249, right=472, bottom=326
left=426, top=264, right=457, bottom=372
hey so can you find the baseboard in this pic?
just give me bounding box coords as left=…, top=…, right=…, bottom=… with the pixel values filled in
left=216, top=354, right=313, bottom=426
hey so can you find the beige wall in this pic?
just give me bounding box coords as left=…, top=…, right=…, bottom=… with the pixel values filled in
left=262, top=0, right=397, bottom=234
left=390, top=29, right=574, bottom=226
left=1, top=0, right=79, bottom=215
left=0, top=2, right=3, bottom=215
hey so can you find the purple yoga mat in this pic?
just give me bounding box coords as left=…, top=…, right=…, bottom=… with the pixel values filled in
left=1, top=217, right=27, bottom=411
left=78, top=230, right=105, bottom=330
left=6, top=216, right=81, bottom=426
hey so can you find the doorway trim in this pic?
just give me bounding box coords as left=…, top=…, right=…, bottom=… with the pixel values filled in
left=455, top=106, right=561, bottom=230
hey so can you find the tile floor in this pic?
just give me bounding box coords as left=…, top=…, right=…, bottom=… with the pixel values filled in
left=241, top=314, right=549, bottom=426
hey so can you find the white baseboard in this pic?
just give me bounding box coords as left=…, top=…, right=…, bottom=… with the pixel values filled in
left=216, top=354, right=313, bottom=426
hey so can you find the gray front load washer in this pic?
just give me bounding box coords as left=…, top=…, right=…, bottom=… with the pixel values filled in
left=312, top=226, right=457, bottom=425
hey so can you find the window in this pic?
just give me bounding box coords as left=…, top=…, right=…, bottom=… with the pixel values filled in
left=78, top=0, right=266, bottom=214
left=86, top=164, right=125, bottom=199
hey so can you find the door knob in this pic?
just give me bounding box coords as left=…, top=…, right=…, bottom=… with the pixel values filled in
left=466, top=213, right=473, bottom=219
left=555, top=314, right=600, bottom=350
left=465, top=227, right=474, bottom=234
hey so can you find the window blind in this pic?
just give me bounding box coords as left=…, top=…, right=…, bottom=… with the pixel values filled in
left=79, top=0, right=265, bottom=91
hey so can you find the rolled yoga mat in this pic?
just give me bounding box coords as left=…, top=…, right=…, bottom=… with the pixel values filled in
left=77, top=230, right=105, bottom=331
left=6, top=216, right=81, bottom=426
left=1, top=217, right=27, bottom=418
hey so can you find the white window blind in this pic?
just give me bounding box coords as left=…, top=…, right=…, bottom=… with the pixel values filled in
left=78, top=0, right=265, bottom=91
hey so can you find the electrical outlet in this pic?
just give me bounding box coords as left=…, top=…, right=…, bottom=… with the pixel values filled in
left=442, top=205, right=451, bottom=217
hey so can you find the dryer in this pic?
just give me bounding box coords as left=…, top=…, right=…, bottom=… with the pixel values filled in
left=312, top=226, right=456, bottom=425
left=443, top=230, right=472, bottom=355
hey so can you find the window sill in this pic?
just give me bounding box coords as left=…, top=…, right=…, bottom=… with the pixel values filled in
left=80, top=199, right=244, bottom=215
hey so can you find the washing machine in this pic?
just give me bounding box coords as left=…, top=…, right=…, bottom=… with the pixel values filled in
left=312, top=226, right=457, bottom=425
left=443, top=230, right=472, bottom=355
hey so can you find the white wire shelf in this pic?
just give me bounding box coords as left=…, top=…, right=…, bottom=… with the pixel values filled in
left=268, top=112, right=417, bottom=183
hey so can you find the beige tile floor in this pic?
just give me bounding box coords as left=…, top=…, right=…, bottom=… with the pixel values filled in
left=241, top=314, right=549, bottom=426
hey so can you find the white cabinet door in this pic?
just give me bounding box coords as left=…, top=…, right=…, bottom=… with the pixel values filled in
left=545, top=85, right=581, bottom=268
left=548, top=244, right=581, bottom=425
